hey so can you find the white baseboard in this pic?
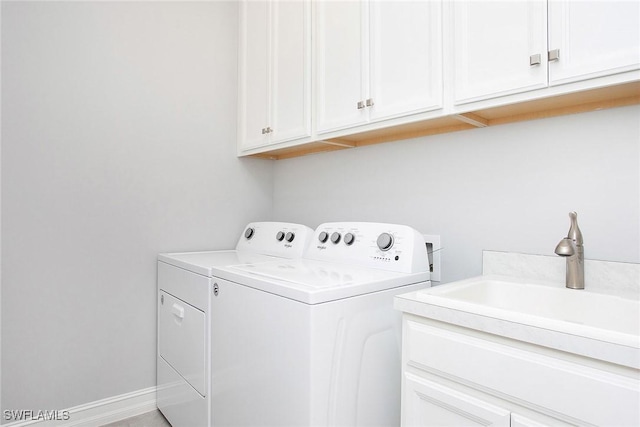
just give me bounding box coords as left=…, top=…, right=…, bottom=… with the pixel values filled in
left=2, top=387, right=157, bottom=427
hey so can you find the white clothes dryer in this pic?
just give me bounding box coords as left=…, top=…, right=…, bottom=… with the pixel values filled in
left=208, top=222, right=431, bottom=427
left=156, top=222, right=314, bottom=427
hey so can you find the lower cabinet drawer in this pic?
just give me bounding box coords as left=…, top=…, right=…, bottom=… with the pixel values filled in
left=405, top=319, right=640, bottom=426
left=403, top=372, right=510, bottom=427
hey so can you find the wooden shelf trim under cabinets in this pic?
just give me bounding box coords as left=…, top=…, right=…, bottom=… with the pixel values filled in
left=248, top=81, right=640, bottom=160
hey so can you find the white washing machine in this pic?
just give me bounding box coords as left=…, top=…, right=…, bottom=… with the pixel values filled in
left=156, top=222, right=314, bottom=427
left=209, top=222, right=431, bottom=427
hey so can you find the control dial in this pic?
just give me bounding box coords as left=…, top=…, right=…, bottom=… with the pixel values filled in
left=376, top=233, right=394, bottom=251
left=244, top=227, right=255, bottom=240
left=330, top=232, right=341, bottom=244
left=318, top=231, right=329, bottom=243
left=276, top=231, right=285, bottom=241
left=344, top=233, right=355, bottom=246
left=285, top=232, right=295, bottom=242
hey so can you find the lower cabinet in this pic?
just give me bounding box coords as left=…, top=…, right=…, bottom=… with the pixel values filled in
left=400, top=316, right=640, bottom=426
left=404, top=373, right=510, bottom=426
left=404, top=373, right=574, bottom=427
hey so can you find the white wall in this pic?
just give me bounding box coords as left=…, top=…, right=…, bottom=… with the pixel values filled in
left=273, top=105, right=640, bottom=282
left=1, top=1, right=272, bottom=414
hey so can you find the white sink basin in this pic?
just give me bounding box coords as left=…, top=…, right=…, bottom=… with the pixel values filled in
left=411, top=275, right=640, bottom=349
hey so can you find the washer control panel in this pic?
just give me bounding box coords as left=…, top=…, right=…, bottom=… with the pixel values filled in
left=307, top=222, right=429, bottom=274
left=236, top=222, right=314, bottom=259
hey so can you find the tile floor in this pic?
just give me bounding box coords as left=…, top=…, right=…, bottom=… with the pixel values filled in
left=100, top=410, right=171, bottom=427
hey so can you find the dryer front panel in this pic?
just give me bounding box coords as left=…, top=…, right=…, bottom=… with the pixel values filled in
left=159, top=290, right=206, bottom=396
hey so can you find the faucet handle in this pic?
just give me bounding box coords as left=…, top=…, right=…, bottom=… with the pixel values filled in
left=567, top=211, right=583, bottom=245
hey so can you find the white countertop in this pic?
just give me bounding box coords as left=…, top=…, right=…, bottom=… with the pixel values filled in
left=394, top=275, right=640, bottom=369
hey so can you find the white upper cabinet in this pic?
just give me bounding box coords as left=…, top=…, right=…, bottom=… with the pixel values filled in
left=239, top=1, right=270, bottom=150
left=548, top=0, right=640, bottom=85
left=369, top=1, right=443, bottom=122
left=315, top=1, right=366, bottom=133
left=237, top=0, right=639, bottom=159
left=238, top=0, right=311, bottom=152
left=451, top=0, right=640, bottom=105
left=451, top=0, right=548, bottom=104
left=316, top=0, right=442, bottom=134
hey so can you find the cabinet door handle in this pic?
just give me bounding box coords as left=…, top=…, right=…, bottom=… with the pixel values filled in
left=548, top=49, right=560, bottom=62
left=357, top=101, right=365, bottom=109
left=366, top=98, right=374, bottom=107
left=529, top=53, right=541, bottom=66
left=265, top=127, right=272, bottom=133
left=261, top=128, right=266, bottom=134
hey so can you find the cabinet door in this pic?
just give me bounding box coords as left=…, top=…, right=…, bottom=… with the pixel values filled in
left=369, top=0, right=442, bottom=121
left=548, top=0, right=640, bottom=85
left=238, top=1, right=270, bottom=150
left=511, top=413, right=573, bottom=427
left=316, top=0, right=368, bottom=133
left=451, top=0, right=548, bottom=104
left=403, top=373, right=511, bottom=426
left=270, top=1, right=311, bottom=144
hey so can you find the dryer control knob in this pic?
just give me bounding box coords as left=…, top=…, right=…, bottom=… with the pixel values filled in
left=377, top=233, right=394, bottom=251
left=285, top=232, right=295, bottom=242
left=244, top=227, right=255, bottom=239
left=318, top=231, right=329, bottom=243
left=330, top=232, right=341, bottom=244
left=344, top=233, right=355, bottom=246
left=276, top=231, right=285, bottom=241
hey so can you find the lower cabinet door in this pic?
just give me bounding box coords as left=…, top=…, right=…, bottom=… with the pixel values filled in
left=403, top=372, right=510, bottom=427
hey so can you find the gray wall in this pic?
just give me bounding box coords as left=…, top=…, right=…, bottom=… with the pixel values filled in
left=1, top=1, right=272, bottom=413
left=0, top=0, right=3, bottom=413
left=273, top=105, right=640, bottom=282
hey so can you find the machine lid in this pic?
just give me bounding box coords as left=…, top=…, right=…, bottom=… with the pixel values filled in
left=157, top=222, right=315, bottom=277
left=230, top=259, right=401, bottom=287
left=158, top=250, right=278, bottom=277
left=219, top=259, right=429, bottom=304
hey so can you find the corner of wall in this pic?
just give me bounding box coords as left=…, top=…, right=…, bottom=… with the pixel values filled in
left=1, top=0, right=4, bottom=415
